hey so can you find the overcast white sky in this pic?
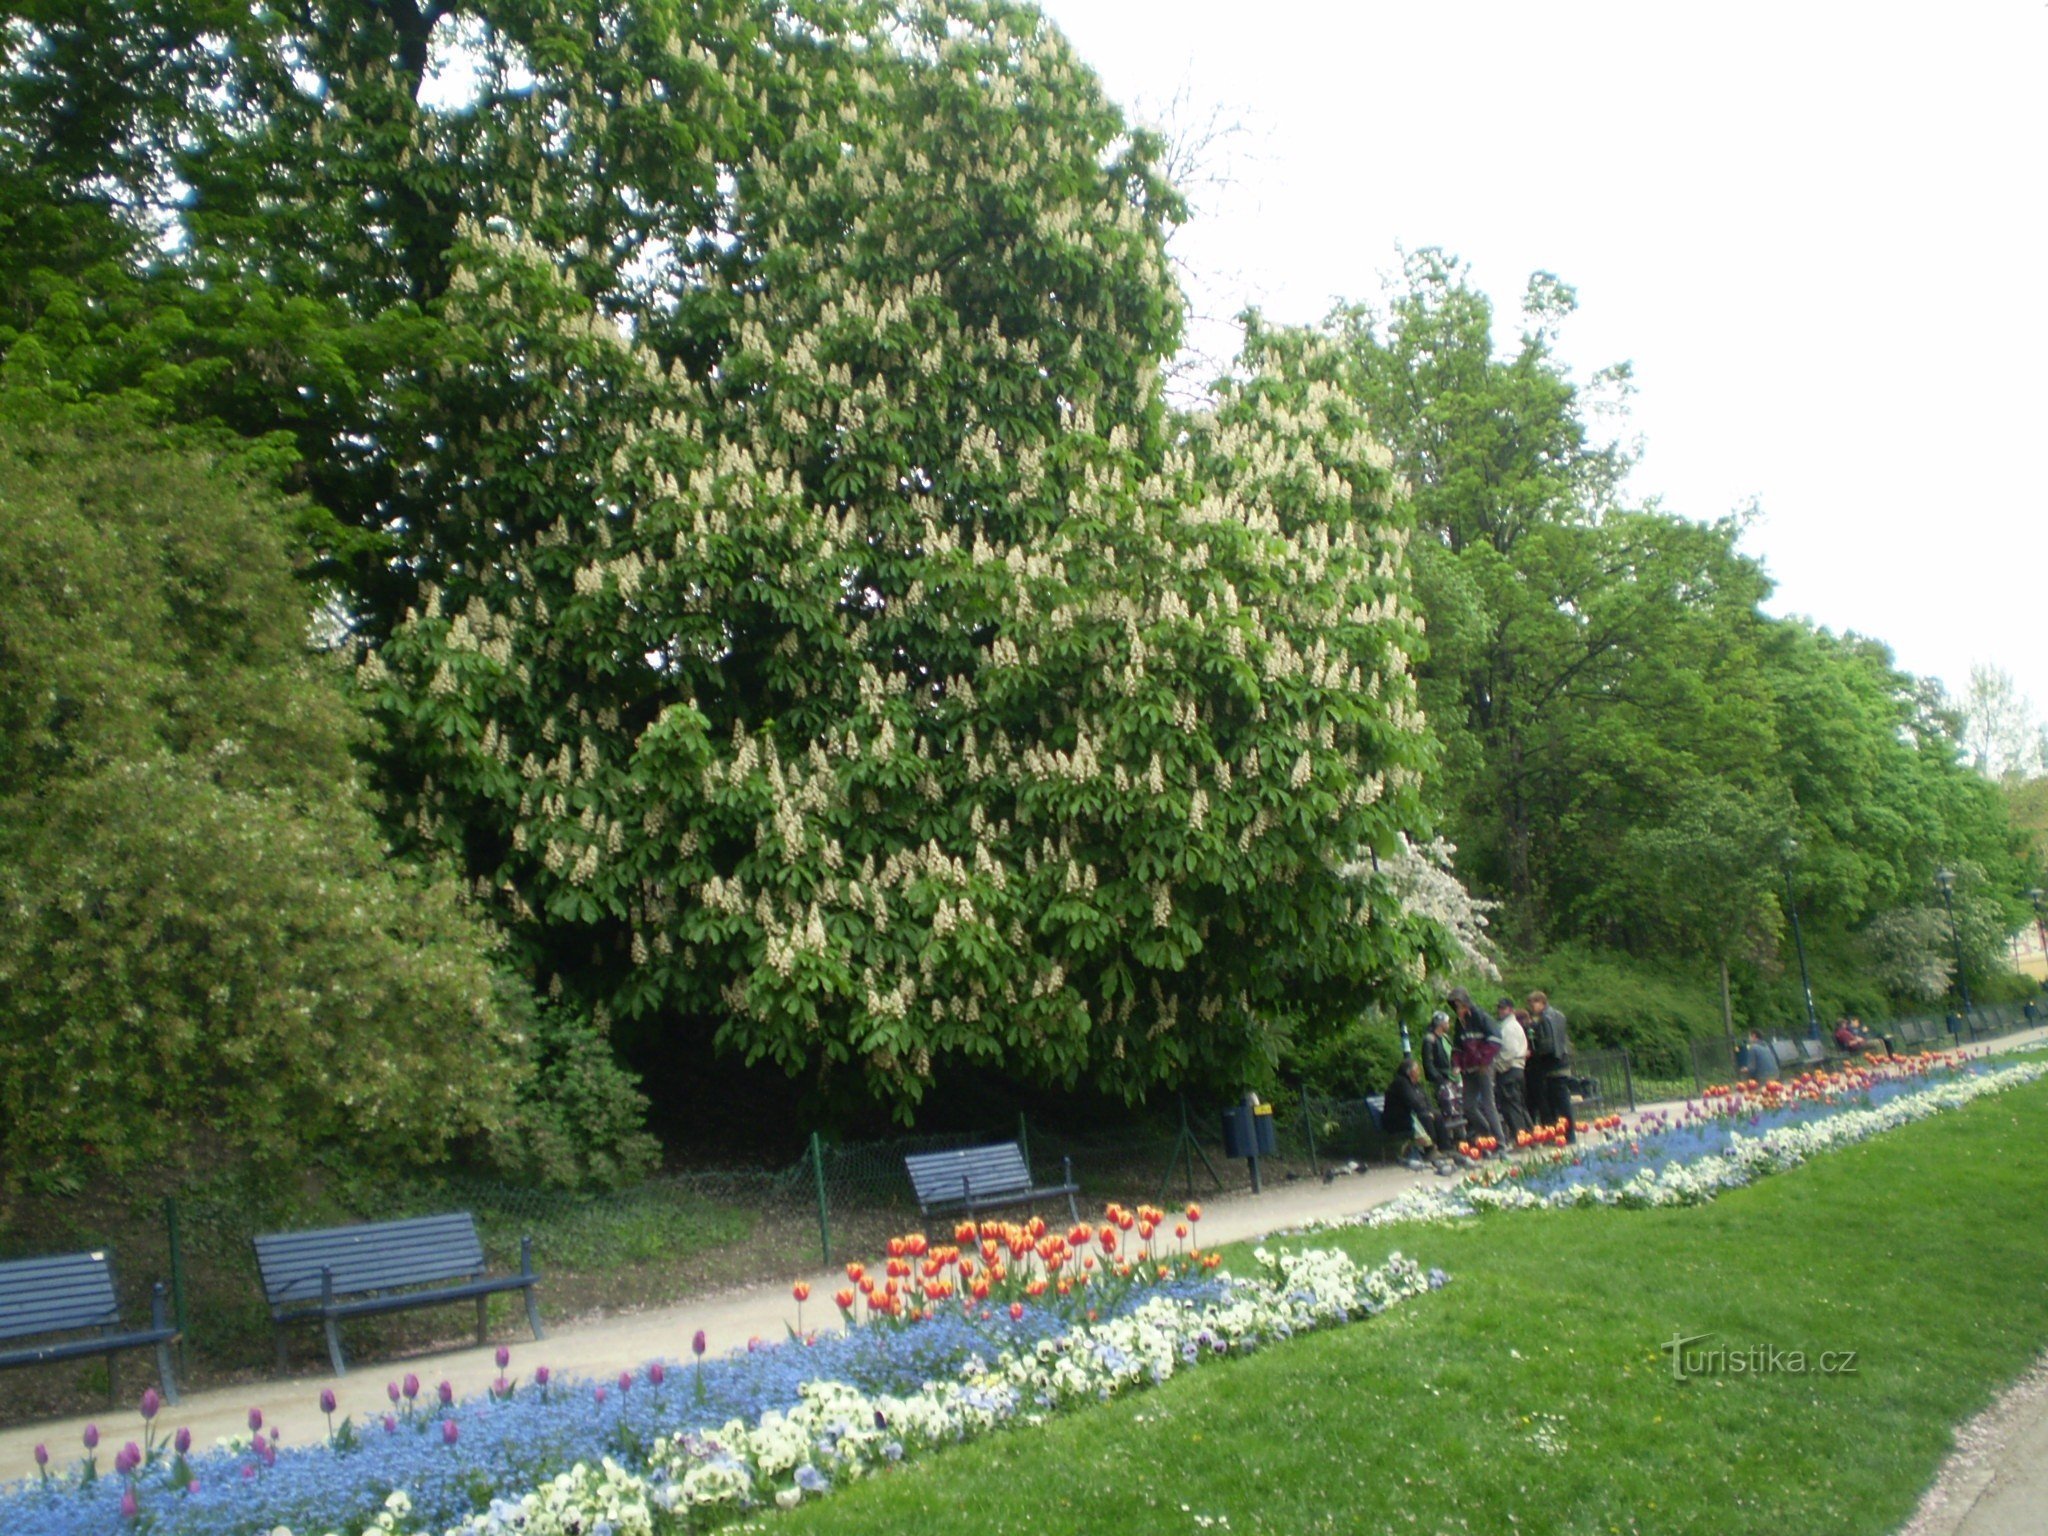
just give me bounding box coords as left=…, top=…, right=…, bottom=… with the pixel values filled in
left=1037, top=0, right=2048, bottom=721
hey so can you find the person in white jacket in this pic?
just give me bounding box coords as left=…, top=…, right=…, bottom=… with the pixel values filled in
left=1492, top=997, right=1534, bottom=1138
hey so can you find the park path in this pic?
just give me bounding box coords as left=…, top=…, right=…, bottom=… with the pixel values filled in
left=3, top=1027, right=2042, bottom=1495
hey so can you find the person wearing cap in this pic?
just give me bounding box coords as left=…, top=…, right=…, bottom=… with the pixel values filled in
left=1493, top=997, right=1533, bottom=1138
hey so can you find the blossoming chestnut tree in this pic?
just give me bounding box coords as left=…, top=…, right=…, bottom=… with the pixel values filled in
left=353, top=3, right=1446, bottom=1109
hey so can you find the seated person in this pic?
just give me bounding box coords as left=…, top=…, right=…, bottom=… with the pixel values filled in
left=1383, top=1058, right=1454, bottom=1173
left=1738, top=1029, right=1778, bottom=1082
left=1833, top=1017, right=1891, bottom=1056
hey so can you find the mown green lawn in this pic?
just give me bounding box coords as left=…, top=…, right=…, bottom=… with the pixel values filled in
left=769, top=1075, right=2048, bottom=1536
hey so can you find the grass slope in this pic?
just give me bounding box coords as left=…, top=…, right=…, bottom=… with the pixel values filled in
left=772, top=1076, right=2048, bottom=1536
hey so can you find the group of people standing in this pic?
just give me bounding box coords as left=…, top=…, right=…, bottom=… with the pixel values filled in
left=1381, top=988, right=1576, bottom=1172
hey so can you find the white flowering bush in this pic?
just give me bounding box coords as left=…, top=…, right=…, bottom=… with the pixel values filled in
left=361, top=4, right=1445, bottom=1111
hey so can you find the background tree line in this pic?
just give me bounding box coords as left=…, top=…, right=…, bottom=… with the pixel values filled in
left=2, top=1, right=2039, bottom=1201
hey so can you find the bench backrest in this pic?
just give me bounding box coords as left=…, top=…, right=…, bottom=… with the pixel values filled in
left=905, top=1143, right=1034, bottom=1208
left=253, top=1213, right=485, bottom=1308
left=1770, top=1039, right=1804, bottom=1067
left=0, top=1251, right=125, bottom=1343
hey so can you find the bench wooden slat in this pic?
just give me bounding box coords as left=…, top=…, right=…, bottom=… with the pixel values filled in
left=254, top=1215, right=488, bottom=1306
left=251, top=1213, right=543, bottom=1375
left=0, top=1252, right=179, bottom=1404
left=904, top=1141, right=1079, bottom=1222
left=0, top=1253, right=124, bottom=1341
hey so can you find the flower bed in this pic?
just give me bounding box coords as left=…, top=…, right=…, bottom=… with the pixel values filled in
left=2, top=1213, right=1445, bottom=1536
left=1321, top=1052, right=2046, bottom=1229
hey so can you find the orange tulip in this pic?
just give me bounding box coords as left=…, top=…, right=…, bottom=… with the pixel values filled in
left=792, top=1281, right=811, bottom=1303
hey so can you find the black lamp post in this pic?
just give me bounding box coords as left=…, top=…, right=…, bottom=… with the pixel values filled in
left=1935, top=867, right=1973, bottom=1016
left=1781, top=837, right=1820, bottom=1039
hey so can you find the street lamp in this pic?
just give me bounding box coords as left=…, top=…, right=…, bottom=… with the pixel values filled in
left=1781, top=837, right=1820, bottom=1039
left=1934, top=867, right=1973, bottom=1017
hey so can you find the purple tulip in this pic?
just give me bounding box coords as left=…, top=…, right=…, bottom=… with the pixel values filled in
left=692, top=1329, right=707, bottom=1358
left=648, top=1362, right=666, bottom=1387
left=495, top=1345, right=511, bottom=1370
left=534, top=1365, right=551, bottom=1387
left=402, top=1373, right=420, bottom=1401
left=241, top=1465, right=255, bottom=1482
left=34, top=1444, right=48, bottom=1468
left=139, top=1388, right=161, bottom=1422
left=441, top=1419, right=459, bottom=1447
left=492, top=1374, right=510, bottom=1397
left=387, top=1381, right=401, bottom=1405
left=119, top=1486, right=139, bottom=1521
left=593, top=1386, right=606, bottom=1405
left=247, top=1407, right=263, bottom=1434
left=256, top=1437, right=275, bottom=1467
left=83, top=1424, right=100, bottom=1451
left=319, top=1388, right=337, bottom=1416
left=115, top=1442, right=141, bottom=1475
left=173, top=1427, right=191, bottom=1456
left=437, top=1380, right=453, bottom=1406
left=382, top=1414, right=397, bottom=1434
left=617, top=1370, right=632, bottom=1393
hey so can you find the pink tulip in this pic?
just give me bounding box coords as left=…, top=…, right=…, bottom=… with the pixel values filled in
left=119, top=1486, right=139, bottom=1521
left=139, top=1388, right=161, bottom=1422
left=495, top=1345, right=511, bottom=1370
left=648, top=1362, right=666, bottom=1386
left=441, top=1419, right=459, bottom=1446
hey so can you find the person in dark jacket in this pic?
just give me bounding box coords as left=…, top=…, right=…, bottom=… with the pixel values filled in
left=1525, top=988, right=1576, bottom=1144
left=1447, top=987, right=1503, bottom=1146
left=1422, top=1013, right=1465, bottom=1149
left=1382, top=1058, right=1450, bottom=1172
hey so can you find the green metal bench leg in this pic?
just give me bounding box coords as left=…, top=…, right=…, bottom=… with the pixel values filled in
left=521, top=1236, right=546, bottom=1341
left=321, top=1266, right=348, bottom=1375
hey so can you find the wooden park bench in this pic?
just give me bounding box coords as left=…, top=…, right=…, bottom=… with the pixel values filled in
left=253, top=1212, right=543, bottom=1376
left=0, top=1250, right=179, bottom=1404
left=905, top=1141, right=1082, bottom=1223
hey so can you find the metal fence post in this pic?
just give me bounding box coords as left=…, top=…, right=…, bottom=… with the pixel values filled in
left=162, top=1195, right=189, bottom=1367
left=809, top=1132, right=831, bottom=1268
left=1299, top=1084, right=1321, bottom=1180
left=1622, top=1049, right=1636, bottom=1111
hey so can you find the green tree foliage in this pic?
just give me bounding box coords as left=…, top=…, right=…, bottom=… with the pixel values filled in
left=0, top=421, right=539, bottom=1195
left=359, top=95, right=1442, bottom=1110
left=1323, top=252, right=2034, bottom=1027
left=4, top=2, right=1449, bottom=1114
